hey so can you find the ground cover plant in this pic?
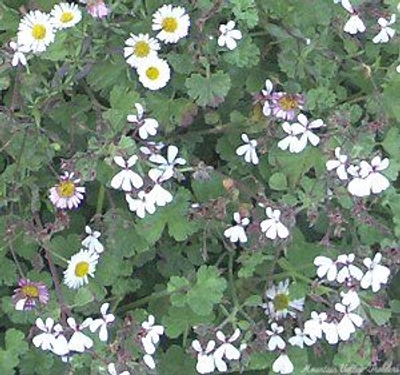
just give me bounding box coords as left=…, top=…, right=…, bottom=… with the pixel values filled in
left=0, top=0, right=399, bottom=374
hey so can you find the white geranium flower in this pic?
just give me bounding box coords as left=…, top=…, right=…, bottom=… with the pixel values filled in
left=266, top=323, right=286, bottom=351
left=149, top=145, right=186, bottom=182
left=125, top=191, right=156, bottom=218
left=67, top=317, right=93, bottom=352
left=17, top=10, right=56, bottom=53
left=127, top=103, right=159, bottom=140
left=336, top=253, right=364, bottom=283
left=224, top=212, right=250, bottom=243
left=50, top=2, right=82, bottom=29
left=147, top=173, right=173, bottom=207
left=110, top=155, right=144, bottom=192
left=32, top=317, right=68, bottom=355
left=291, top=114, right=325, bottom=152
left=373, top=14, right=396, bottom=43
left=278, top=122, right=303, bottom=153
left=335, top=302, right=363, bottom=341
left=141, top=315, right=164, bottom=355
left=124, top=33, right=160, bottom=68
left=314, top=255, right=339, bottom=281
left=82, top=225, right=104, bottom=254
left=152, top=4, right=190, bottom=44
left=89, top=303, right=115, bottom=342
left=236, top=133, right=259, bottom=165
left=213, top=329, right=241, bottom=372
left=326, top=147, right=349, bottom=180
left=260, top=207, right=289, bottom=240
left=218, top=21, right=242, bottom=50
left=341, top=0, right=366, bottom=34
left=273, top=354, right=294, bottom=374
left=143, top=354, right=156, bottom=369
left=137, top=57, right=171, bottom=90
left=303, top=311, right=328, bottom=340
left=322, top=321, right=339, bottom=345
left=140, top=141, right=165, bottom=156
left=63, top=249, right=99, bottom=289
left=192, top=340, right=216, bottom=374
left=9, top=41, right=30, bottom=67
left=288, top=327, right=317, bottom=348
left=340, top=289, right=360, bottom=310
left=108, top=363, right=130, bottom=375
left=361, top=252, right=390, bottom=292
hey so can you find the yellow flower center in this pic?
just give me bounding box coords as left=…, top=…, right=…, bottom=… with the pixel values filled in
left=57, top=180, right=76, bottom=198
left=146, top=67, right=160, bottom=81
left=134, top=41, right=151, bottom=57
left=278, top=95, right=299, bottom=111
left=162, top=17, right=178, bottom=33
left=60, top=12, right=74, bottom=23
left=21, top=285, right=40, bottom=298
left=273, top=293, right=290, bottom=311
left=75, top=261, right=90, bottom=277
left=32, top=24, right=47, bottom=40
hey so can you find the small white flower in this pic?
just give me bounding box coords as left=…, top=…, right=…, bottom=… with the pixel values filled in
left=147, top=172, right=173, bottom=207
left=82, top=225, right=104, bottom=254
left=124, top=33, right=160, bottom=68
left=272, top=354, right=294, bottom=374
left=137, top=57, right=171, bottom=90
left=125, top=191, right=156, bottom=218
left=213, top=329, right=241, bottom=372
left=266, top=323, right=286, bottom=351
left=326, top=147, right=349, bottom=180
left=322, top=321, right=339, bottom=345
left=67, top=317, right=93, bottom=352
left=110, top=155, right=144, bottom=192
left=50, top=2, right=82, bottom=29
left=277, top=122, right=303, bottom=153
left=140, top=141, right=165, bottom=156
left=141, top=315, right=164, bottom=355
left=373, top=14, right=396, bottom=43
left=303, top=311, right=327, bottom=339
left=143, top=354, right=156, bottom=369
left=340, top=289, right=360, bottom=310
left=335, top=301, right=363, bottom=341
left=63, top=249, right=99, bottom=289
left=32, top=318, right=67, bottom=354
left=291, top=114, right=325, bottom=152
left=17, top=10, right=56, bottom=53
left=288, top=327, right=316, bottom=348
left=9, top=41, right=30, bottom=67
left=217, top=20, right=242, bottom=50
left=224, top=212, right=250, bottom=243
left=314, top=255, right=339, bottom=282
left=360, top=252, right=390, bottom=292
left=260, top=207, right=289, bottom=240
left=90, top=303, right=115, bottom=342
left=127, top=103, right=159, bottom=140
left=341, top=0, right=366, bottom=34
left=149, top=145, right=186, bottom=182
left=397, top=65, right=400, bottom=74
left=108, top=363, right=130, bottom=375
left=192, top=340, right=216, bottom=374
left=236, top=133, right=259, bottom=165
left=152, top=4, right=190, bottom=44
left=336, top=253, right=364, bottom=283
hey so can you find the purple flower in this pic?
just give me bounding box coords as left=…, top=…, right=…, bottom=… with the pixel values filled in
left=13, top=279, right=49, bottom=311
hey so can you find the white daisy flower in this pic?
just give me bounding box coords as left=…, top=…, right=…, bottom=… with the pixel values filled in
left=335, top=301, right=363, bottom=341
left=82, top=225, right=104, bottom=254
left=67, top=317, right=93, bottom=352
left=224, top=212, right=250, bottom=243
left=152, top=4, right=190, bottom=44
left=277, top=122, right=303, bottom=153
left=49, top=172, right=85, bottom=210
left=124, top=33, right=160, bottom=68
left=125, top=191, right=156, bottom=218
left=263, top=279, right=305, bottom=320
left=141, top=315, right=164, bottom=355
left=127, top=103, right=159, bottom=140
left=260, top=207, right=289, bottom=240
left=360, top=252, right=390, bottom=292
left=63, top=249, right=99, bottom=289
left=149, top=145, right=186, bottom=182
left=137, top=57, right=171, bottom=91
left=192, top=340, right=216, bottom=374
left=217, top=20, right=242, bottom=50
left=17, top=10, right=56, bottom=53
left=336, top=253, right=364, bottom=283
left=213, top=329, right=241, bottom=372
left=266, top=323, right=286, bottom=351
left=110, top=155, right=144, bottom=192
left=373, top=14, right=396, bottom=43
left=288, top=327, right=317, bottom=348
left=290, top=114, right=325, bottom=152
left=50, top=2, right=82, bottom=29
left=341, top=0, right=366, bottom=34
left=326, top=147, right=349, bottom=180
left=108, top=363, right=130, bottom=375
left=236, top=133, right=259, bottom=165
left=272, top=354, right=294, bottom=374
left=9, top=41, right=30, bottom=67
left=89, top=303, right=115, bottom=342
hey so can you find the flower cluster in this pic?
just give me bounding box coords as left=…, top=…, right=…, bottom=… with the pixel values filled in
left=326, top=149, right=390, bottom=197
left=192, top=329, right=245, bottom=374
left=140, top=315, right=165, bottom=369
left=124, top=5, right=190, bottom=90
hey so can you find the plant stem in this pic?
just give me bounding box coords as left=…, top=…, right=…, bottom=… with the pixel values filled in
left=96, top=184, right=105, bottom=216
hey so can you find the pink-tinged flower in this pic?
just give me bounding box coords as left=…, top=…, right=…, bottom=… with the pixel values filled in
left=13, top=279, right=49, bottom=311
left=86, top=0, right=110, bottom=19
left=49, top=172, right=85, bottom=210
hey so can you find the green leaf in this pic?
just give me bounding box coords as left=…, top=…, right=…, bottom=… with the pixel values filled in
left=6, top=329, right=29, bottom=355
left=368, top=306, right=392, bottom=326
left=73, top=287, right=94, bottom=307
left=231, top=0, right=259, bottom=28
left=269, top=172, right=288, bottom=191
left=223, top=38, right=260, bottom=68
left=389, top=299, right=400, bottom=313
left=382, top=126, right=400, bottom=157
left=186, top=71, right=231, bottom=107
left=159, top=345, right=197, bottom=375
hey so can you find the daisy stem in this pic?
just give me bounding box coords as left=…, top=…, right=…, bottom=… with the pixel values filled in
left=96, top=184, right=105, bottom=215
left=48, top=250, right=69, bottom=264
